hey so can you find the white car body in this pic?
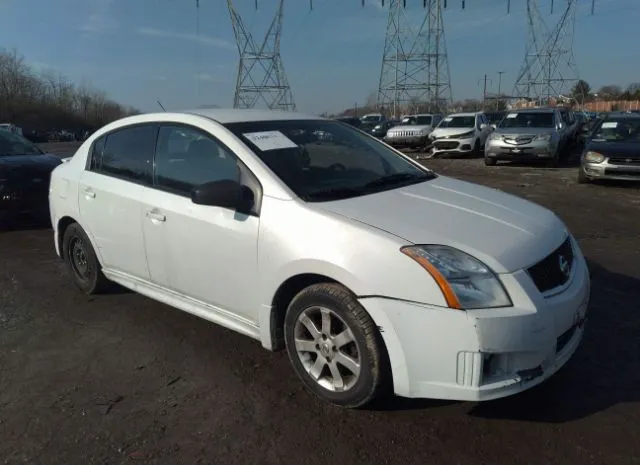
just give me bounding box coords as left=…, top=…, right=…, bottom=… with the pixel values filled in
left=429, top=112, right=492, bottom=157
left=49, top=109, right=589, bottom=402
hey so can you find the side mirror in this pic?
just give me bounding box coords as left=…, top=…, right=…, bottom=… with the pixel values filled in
left=480, top=123, right=487, bottom=130
left=191, top=179, right=254, bottom=214
left=558, top=121, right=565, bottom=130
left=490, top=124, right=497, bottom=130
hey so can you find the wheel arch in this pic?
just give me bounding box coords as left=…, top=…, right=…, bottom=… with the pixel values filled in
left=267, top=273, right=341, bottom=351
left=56, top=216, right=103, bottom=265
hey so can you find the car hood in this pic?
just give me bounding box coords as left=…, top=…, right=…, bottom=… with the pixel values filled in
left=493, top=127, right=555, bottom=136
left=314, top=176, right=566, bottom=273
left=431, top=127, right=475, bottom=138
left=586, top=140, right=640, bottom=159
left=0, top=153, right=62, bottom=168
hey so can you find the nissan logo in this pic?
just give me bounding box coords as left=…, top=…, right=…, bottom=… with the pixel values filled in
left=558, top=255, right=571, bottom=277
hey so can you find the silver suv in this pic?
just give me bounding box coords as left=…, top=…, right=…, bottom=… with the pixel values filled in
left=383, top=114, right=442, bottom=148
left=484, top=108, right=571, bottom=167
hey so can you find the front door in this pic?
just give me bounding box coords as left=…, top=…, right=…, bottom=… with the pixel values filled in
left=140, top=124, right=261, bottom=323
left=78, top=123, right=157, bottom=280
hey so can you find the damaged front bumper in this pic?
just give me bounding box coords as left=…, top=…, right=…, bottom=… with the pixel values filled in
left=358, top=246, right=590, bottom=401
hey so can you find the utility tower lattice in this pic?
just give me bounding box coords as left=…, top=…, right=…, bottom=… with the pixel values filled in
left=513, top=0, right=579, bottom=103
left=377, top=0, right=452, bottom=118
left=227, top=0, right=295, bottom=111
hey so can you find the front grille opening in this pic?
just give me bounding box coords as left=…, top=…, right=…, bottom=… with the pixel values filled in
left=527, top=237, right=574, bottom=293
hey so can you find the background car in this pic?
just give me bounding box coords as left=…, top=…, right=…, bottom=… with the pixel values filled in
left=428, top=112, right=492, bottom=158
left=578, top=112, right=640, bottom=184
left=0, top=129, right=62, bottom=224
left=484, top=108, right=569, bottom=167
left=370, top=119, right=400, bottom=139
left=383, top=113, right=442, bottom=148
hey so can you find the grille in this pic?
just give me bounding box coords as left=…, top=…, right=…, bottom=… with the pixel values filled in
left=434, top=141, right=459, bottom=150
left=608, top=157, right=640, bottom=166
left=527, top=237, right=574, bottom=293
left=604, top=168, right=640, bottom=177
left=390, top=130, right=419, bottom=137
left=504, top=136, right=533, bottom=145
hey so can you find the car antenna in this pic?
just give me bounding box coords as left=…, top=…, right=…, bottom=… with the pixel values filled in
left=157, top=100, right=167, bottom=112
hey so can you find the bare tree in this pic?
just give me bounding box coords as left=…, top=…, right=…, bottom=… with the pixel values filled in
left=0, top=48, right=138, bottom=136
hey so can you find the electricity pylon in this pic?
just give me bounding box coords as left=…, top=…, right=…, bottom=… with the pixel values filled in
left=377, top=0, right=452, bottom=118
left=227, top=0, right=296, bottom=111
left=513, top=0, right=579, bottom=104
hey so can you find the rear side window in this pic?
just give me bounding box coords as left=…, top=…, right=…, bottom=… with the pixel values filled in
left=89, top=124, right=156, bottom=184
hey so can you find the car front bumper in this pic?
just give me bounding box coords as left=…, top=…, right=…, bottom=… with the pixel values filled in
left=485, top=140, right=557, bottom=161
left=430, top=137, right=475, bottom=156
left=358, top=240, right=590, bottom=401
left=581, top=159, right=640, bottom=181
left=384, top=134, right=429, bottom=147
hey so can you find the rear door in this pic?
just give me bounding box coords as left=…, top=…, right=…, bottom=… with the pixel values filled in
left=78, top=123, right=157, bottom=280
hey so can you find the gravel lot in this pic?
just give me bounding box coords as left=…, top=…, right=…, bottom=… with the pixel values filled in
left=1, top=143, right=639, bottom=464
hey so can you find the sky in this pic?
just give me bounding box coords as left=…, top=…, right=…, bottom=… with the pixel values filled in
left=0, top=0, right=638, bottom=115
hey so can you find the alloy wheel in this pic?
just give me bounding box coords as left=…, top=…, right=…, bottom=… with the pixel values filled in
left=293, top=306, right=361, bottom=392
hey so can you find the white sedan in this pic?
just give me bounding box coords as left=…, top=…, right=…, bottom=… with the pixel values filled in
left=49, top=109, right=590, bottom=408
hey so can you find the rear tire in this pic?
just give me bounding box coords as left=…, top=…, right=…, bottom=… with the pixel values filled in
left=284, top=283, right=390, bottom=408
left=62, top=222, right=110, bottom=294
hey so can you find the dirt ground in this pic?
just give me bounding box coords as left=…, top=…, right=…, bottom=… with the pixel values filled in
left=1, top=143, right=639, bottom=465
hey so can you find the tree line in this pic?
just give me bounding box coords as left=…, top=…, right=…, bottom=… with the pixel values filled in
left=0, top=48, right=139, bottom=140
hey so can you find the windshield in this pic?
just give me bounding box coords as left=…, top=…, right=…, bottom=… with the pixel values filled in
left=225, top=119, right=436, bottom=202
left=591, top=118, right=640, bottom=142
left=0, top=130, right=43, bottom=156
left=499, top=112, right=555, bottom=129
left=437, top=116, right=475, bottom=128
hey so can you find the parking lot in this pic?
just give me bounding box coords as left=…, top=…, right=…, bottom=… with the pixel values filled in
left=1, top=142, right=639, bottom=465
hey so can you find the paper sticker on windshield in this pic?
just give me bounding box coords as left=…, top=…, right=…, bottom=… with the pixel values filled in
left=443, top=117, right=452, bottom=122
left=243, top=131, right=298, bottom=151
left=506, top=113, right=518, bottom=118
left=601, top=121, right=618, bottom=129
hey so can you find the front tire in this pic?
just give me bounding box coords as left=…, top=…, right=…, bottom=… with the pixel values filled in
left=484, top=157, right=497, bottom=166
left=284, top=283, right=390, bottom=408
left=62, top=222, right=110, bottom=294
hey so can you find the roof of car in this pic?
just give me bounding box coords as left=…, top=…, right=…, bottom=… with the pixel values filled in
left=512, top=108, right=557, bottom=113
left=605, top=112, right=640, bottom=118
left=182, top=108, right=323, bottom=124
left=446, top=112, right=478, bottom=117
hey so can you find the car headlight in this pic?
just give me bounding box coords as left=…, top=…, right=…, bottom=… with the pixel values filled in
left=534, top=133, right=553, bottom=141
left=401, top=245, right=512, bottom=310
left=418, top=128, right=431, bottom=135
left=584, top=151, right=605, bottom=164
left=456, top=130, right=475, bottom=139
left=489, top=133, right=501, bottom=141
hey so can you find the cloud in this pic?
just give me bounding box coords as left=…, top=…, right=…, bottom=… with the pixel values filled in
left=137, top=27, right=235, bottom=50
left=193, top=73, right=227, bottom=83
left=81, top=0, right=116, bottom=34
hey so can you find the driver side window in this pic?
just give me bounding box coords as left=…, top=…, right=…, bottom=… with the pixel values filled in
left=154, top=125, right=239, bottom=196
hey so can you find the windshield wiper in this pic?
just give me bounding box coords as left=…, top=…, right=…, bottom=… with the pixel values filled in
left=364, top=172, right=433, bottom=189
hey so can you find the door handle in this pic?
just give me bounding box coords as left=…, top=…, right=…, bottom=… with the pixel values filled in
left=146, top=210, right=166, bottom=222
left=82, top=187, right=96, bottom=199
